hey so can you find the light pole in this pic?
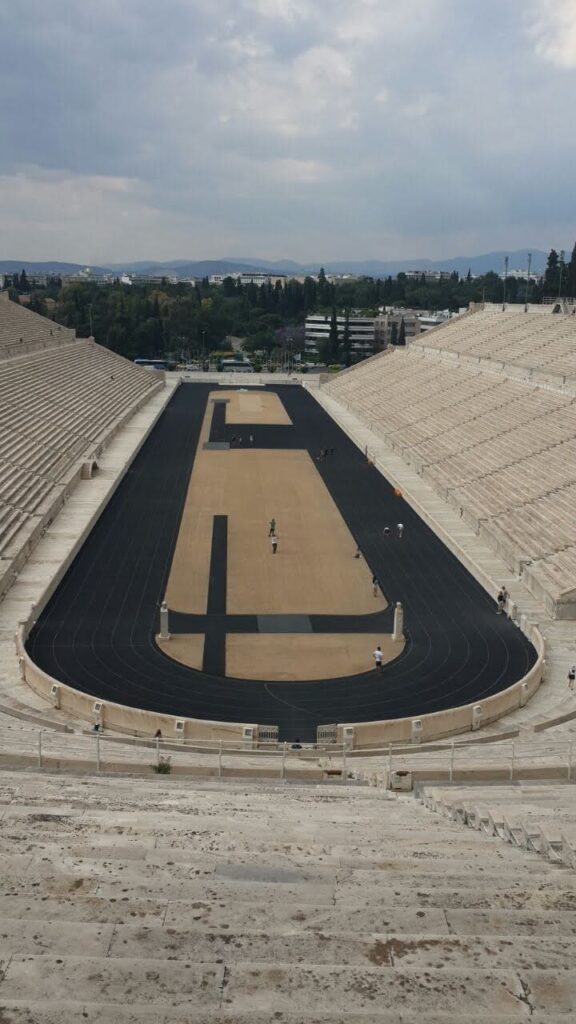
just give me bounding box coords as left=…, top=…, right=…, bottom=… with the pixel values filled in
left=201, top=330, right=206, bottom=365
left=524, top=253, right=532, bottom=313
left=502, top=256, right=509, bottom=311
left=88, top=304, right=94, bottom=337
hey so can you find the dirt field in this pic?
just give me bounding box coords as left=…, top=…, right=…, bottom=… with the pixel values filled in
left=157, top=633, right=400, bottom=681
left=161, top=388, right=400, bottom=680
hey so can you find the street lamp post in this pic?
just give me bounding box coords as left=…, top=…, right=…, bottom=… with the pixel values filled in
left=502, top=256, right=509, bottom=311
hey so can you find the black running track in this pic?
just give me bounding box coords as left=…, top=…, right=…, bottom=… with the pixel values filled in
left=27, top=384, right=536, bottom=742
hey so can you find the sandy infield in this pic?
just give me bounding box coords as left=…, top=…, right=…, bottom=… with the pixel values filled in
left=161, top=389, right=398, bottom=680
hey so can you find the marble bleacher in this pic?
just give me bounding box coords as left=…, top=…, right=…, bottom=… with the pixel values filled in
left=0, top=769, right=575, bottom=1021
left=324, top=305, right=576, bottom=614
left=0, top=295, right=164, bottom=597
left=421, top=304, right=576, bottom=380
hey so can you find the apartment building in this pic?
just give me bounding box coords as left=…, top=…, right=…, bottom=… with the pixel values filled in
left=374, top=310, right=421, bottom=347
left=305, top=313, right=376, bottom=358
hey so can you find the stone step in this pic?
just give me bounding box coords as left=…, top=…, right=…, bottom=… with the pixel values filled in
left=0, top=1006, right=570, bottom=1024
left=3, top=888, right=573, bottom=937
left=1, top=957, right=574, bottom=1016
left=2, top=918, right=574, bottom=970
left=0, top=839, right=558, bottom=875
left=1, top=958, right=569, bottom=1015
left=0, top=779, right=386, bottom=805
left=106, top=926, right=576, bottom=971
left=3, top=869, right=574, bottom=911
left=2, top=849, right=569, bottom=890
left=2, top=806, right=455, bottom=838
left=3, top=890, right=576, bottom=936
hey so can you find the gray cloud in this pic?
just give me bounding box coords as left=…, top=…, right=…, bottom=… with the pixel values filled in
left=1, top=0, right=575, bottom=261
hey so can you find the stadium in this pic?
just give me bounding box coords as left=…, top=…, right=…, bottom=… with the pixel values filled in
left=1, top=290, right=576, bottom=1018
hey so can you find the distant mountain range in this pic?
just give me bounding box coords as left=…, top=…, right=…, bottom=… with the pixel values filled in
left=0, top=250, right=548, bottom=279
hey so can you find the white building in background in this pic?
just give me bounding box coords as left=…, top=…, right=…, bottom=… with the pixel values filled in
left=506, top=269, right=544, bottom=282
left=404, top=270, right=453, bottom=282
left=209, top=272, right=286, bottom=287
left=305, top=313, right=376, bottom=358
left=417, top=310, right=452, bottom=330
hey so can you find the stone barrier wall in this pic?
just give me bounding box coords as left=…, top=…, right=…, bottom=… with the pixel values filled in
left=17, top=628, right=251, bottom=743
left=17, top=618, right=543, bottom=751
left=336, top=622, right=544, bottom=748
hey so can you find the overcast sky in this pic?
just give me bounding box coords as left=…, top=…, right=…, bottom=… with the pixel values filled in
left=1, top=0, right=575, bottom=264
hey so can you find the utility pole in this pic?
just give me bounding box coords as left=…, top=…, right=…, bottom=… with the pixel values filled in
left=502, top=256, right=509, bottom=311
left=524, top=253, right=532, bottom=313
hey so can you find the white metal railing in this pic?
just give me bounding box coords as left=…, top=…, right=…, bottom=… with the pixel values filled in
left=2, top=728, right=576, bottom=786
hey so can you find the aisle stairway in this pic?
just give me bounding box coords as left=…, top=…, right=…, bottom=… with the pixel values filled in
left=0, top=771, right=575, bottom=1021
left=420, top=781, right=576, bottom=869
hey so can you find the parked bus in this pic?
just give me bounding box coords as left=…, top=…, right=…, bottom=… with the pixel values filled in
left=219, top=358, right=254, bottom=373
left=133, top=358, right=168, bottom=371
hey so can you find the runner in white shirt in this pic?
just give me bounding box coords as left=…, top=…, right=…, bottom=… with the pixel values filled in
left=373, top=646, right=383, bottom=671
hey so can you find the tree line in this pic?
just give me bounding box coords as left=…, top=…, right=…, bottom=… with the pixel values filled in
left=3, top=243, right=576, bottom=364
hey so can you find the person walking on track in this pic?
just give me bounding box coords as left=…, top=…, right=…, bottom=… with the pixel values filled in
left=271, top=533, right=278, bottom=554
left=269, top=518, right=276, bottom=537
left=373, top=645, right=383, bottom=672
left=397, top=523, right=404, bottom=538
left=568, top=665, right=576, bottom=691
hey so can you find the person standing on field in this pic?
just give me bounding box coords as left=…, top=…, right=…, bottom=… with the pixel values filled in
left=271, top=533, right=278, bottom=554
left=269, top=518, right=276, bottom=537
left=373, top=645, right=383, bottom=672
